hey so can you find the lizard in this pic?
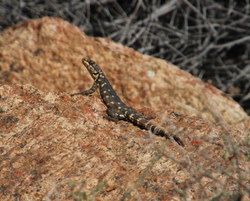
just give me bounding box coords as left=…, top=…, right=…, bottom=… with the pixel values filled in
left=71, top=58, right=184, bottom=147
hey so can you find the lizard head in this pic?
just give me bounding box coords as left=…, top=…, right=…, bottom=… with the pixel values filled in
left=82, top=58, right=103, bottom=81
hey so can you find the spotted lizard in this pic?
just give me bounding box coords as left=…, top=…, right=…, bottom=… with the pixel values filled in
left=71, top=58, right=184, bottom=146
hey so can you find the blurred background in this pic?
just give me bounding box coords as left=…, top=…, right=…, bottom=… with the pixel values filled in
left=0, top=0, right=249, bottom=114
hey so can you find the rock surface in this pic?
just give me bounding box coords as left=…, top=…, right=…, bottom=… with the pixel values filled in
left=0, top=17, right=249, bottom=128
left=0, top=17, right=250, bottom=200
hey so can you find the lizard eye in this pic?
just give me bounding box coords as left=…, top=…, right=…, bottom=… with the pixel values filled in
left=93, top=72, right=99, bottom=75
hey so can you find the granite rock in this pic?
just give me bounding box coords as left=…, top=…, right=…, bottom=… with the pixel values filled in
left=0, top=17, right=249, bottom=200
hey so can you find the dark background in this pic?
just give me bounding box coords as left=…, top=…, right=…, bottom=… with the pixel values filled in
left=1, top=0, right=249, bottom=114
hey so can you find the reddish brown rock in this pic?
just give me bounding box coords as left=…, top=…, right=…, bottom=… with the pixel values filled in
left=0, top=18, right=250, bottom=200
left=0, top=17, right=249, bottom=128
left=0, top=84, right=249, bottom=200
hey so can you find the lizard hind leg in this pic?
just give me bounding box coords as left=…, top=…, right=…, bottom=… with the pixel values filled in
left=106, top=108, right=126, bottom=123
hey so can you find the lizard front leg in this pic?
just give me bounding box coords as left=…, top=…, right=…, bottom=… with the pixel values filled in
left=71, top=82, right=98, bottom=97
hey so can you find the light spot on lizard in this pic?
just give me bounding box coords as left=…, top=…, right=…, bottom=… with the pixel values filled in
left=137, top=118, right=142, bottom=123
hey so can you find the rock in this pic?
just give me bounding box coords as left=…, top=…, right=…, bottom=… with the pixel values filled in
left=0, top=17, right=249, bottom=200
left=1, top=84, right=249, bottom=200
left=0, top=17, right=249, bottom=128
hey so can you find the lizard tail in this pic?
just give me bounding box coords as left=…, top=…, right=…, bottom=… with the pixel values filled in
left=127, top=113, right=184, bottom=146
left=146, top=122, right=184, bottom=147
